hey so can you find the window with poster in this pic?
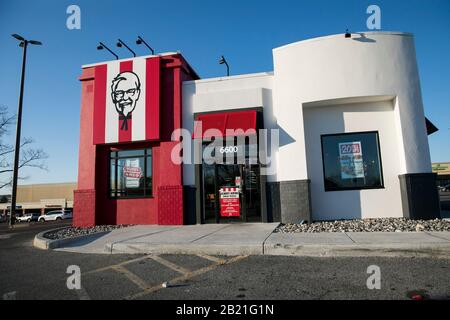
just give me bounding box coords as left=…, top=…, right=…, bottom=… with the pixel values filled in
left=320, top=131, right=384, bottom=191
left=109, top=148, right=152, bottom=198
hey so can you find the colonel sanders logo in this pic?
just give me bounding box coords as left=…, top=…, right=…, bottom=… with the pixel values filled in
left=111, top=71, right=141, bottom=130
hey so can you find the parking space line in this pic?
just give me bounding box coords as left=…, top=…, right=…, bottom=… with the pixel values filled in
left=84, top=255, right=152, bottom=275
left=196, top=253, right=226, bottom=264
left=81, top=254, right=248, bottom=300
left=112, top=265, right=150, bottom=291
left=125, top=255, right=248, bottom=300
left=148, top=255, right=191, bottom=275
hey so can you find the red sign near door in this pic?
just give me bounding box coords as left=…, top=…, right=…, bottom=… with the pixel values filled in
left=219, top=187, right=240, bottom=217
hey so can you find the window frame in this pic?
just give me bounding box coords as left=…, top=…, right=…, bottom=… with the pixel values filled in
left=320, top=130, right=385, bottom=192
left=109, top=148, right=153, bottom=199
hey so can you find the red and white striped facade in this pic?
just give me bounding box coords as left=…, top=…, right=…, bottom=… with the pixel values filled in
left=92, top=56, right=160, bottom=144
left=75, top=52, right=198, bottom=227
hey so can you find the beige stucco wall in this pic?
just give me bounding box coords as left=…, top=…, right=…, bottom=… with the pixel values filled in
left=16, top=182, right=76, bottom=202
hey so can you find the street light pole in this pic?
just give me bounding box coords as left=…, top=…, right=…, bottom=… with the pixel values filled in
left=9, top=34, right=41, bottom=228
left=219, top=55, right=229, bottom=77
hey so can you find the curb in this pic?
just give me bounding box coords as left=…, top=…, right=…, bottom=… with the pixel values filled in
left=263, top=243, right=450, bottom=258
left=33, top=227, right=110, bottom=250
left=106, top=242, right=263, bottom=256
left=105, top=240, right=450, bottom=258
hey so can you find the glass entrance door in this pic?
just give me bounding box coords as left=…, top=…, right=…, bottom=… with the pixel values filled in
left=202, top=162, right=261, bottom=223
left=217, top=164, right=243, bottom=222
left=202, top=164, right=217, bottom=223
left=201, top=139, right=261, bottom=223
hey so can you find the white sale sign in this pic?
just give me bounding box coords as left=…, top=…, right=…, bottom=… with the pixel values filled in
left=123, top=159, right=142, bottom=188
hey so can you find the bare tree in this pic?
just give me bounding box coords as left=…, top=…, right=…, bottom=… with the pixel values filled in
left=0, top=106, right=48, bottom=190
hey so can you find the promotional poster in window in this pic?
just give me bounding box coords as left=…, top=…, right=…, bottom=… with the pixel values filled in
left=123, top=159, right=142, bottom=188
left=338, top=141, right=365, bottom=180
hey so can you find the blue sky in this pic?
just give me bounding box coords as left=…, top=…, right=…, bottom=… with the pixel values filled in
left=0, top=0, right=449, bottom=189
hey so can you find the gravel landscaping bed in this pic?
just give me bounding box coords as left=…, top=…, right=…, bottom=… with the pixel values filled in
left=43, top=225, right=130, bottom=240
left=275, top=218, right=450, bottom=233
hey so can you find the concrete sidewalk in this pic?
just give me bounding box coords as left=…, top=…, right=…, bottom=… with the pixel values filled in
left=45, top=223, right=450, bottom=258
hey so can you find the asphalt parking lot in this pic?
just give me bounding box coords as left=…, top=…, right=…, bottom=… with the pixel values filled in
left=0, top=220, right=449, bottom=300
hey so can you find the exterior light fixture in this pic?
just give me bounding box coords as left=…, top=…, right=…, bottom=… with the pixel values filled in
left=116, top=39, right=136, bottom=57
left=136, top=36, right=155, bottom=55
left=9, top=34, right=42, bottom=227
left=97, top=42, right=118, bottom=60
left=345, top=29, right=351, bottom=38
left=219, top=55, right=229, bottom=77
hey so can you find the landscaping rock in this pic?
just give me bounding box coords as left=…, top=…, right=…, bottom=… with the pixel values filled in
left=275, top=218, right=450, bottom=233
left=43, top=225, right=130, bottom=240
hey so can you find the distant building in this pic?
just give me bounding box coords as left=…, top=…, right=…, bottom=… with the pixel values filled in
left=0, top=182, right=76, bottom=215
left=433, top=163, right=450, bottom=187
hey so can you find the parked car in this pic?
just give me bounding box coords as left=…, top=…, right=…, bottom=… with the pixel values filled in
left=38, top=210, right=72, bottom=222
left=15, top=213, right=40, bottom=223
left=16, top=214, right=30, bottom=223
left=443, top=184, right=450, bottom=192
left=30, top=212, right=41, bottom=222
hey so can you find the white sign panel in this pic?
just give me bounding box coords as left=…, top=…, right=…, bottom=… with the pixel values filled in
left=123, top=159, right=142, bottom=188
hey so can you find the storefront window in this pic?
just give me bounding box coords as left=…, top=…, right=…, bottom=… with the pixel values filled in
left=321, top=131, right=383, bottom=191
left=109, top=148, right=152, bottom=198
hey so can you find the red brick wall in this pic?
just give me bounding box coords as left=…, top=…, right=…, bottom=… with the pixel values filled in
left=73, top=68, right=97, bottom=227
left=73, top=189, right=96, bottom=227
left=158, top=185, right=184, bottom=225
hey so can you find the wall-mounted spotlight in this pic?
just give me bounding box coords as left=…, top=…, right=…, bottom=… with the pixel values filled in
left=116, top=39, right=136, bottom=57
left=136, top=36, right=154, bottom=55
left=219, top=55, right=229, bottom=77
left=97, top=42, right=118, bottom=60
left=345, top=29, right=351, bottom=38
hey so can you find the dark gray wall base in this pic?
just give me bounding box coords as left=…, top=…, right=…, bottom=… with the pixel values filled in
left=398, top=173, right=441, bottom=220
left=183, top=185, right=197, bottom=225
left=266, top=182, right=281, bottom=222
left=266, top=180, right=312, bottom=224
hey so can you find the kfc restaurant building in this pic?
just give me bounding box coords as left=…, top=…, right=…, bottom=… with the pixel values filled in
left=74, top=32, right=440, bottom=227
